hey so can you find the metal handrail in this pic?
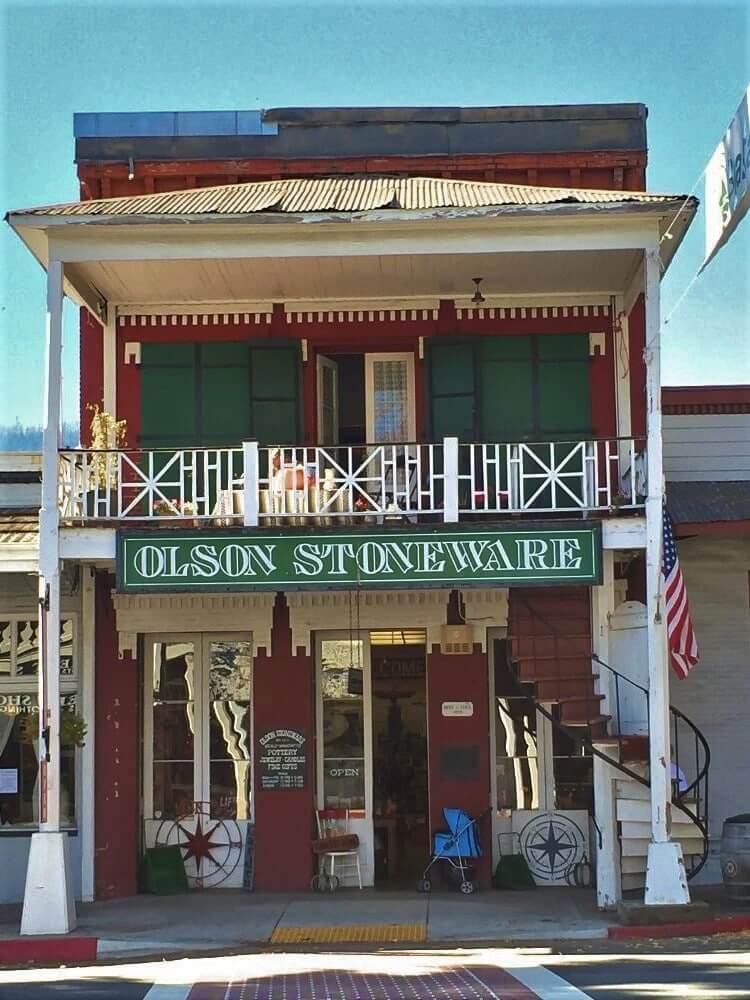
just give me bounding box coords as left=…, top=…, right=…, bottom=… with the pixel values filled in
left=513, top=595, right=711, bottom=880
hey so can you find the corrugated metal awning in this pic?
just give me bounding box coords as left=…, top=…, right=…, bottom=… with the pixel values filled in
left=0, top=510, right=39, bottom=547
left=667, top=482, right=750, bottom=525
left=8, top=175, right=694, bottom=220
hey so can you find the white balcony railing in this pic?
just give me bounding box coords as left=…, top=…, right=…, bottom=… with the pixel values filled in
left=58, top=437, right=646, bottom=525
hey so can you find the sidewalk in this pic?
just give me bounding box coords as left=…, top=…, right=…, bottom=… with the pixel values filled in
left=0, top=885, right=745, bottom=964
left=0, top=887, right=611, bottom=960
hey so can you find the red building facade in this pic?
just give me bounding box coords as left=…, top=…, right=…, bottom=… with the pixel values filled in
left=5, top=105, right=703, bottom=919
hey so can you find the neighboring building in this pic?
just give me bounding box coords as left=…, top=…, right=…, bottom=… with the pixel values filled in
left=663, top=386, right=750, bottom=884
left=4, top=104, right=702, bottom=930
left=0, top=455, right=85, bottom=905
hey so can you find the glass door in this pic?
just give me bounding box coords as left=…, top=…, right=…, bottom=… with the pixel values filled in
left=364, top=353, right=416, bottom=444
left=315, top=633, right=374, bottom=885
left=143, top=632, right=253, bottom=887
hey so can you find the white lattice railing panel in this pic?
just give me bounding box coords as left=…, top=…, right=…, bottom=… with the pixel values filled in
left=257, top=443, right=445, bottom=521
left=58, top=437, right=645, bottom=524
left=58, top=447, right=245, bottom=521
left=458, top=438, right=646, bottom=514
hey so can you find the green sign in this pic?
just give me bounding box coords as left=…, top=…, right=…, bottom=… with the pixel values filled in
left=116, top=524, right=601, bottom=592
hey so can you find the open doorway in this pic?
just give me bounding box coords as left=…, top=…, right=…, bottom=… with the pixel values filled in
left=317, top=352, right=416, bottom=445
left=371, top=631, right=428, bottom=886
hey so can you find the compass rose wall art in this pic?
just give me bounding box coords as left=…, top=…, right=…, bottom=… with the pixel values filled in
left=513, top=811, right=589, bottom=886
left=153, top=801, right=245, bottom=889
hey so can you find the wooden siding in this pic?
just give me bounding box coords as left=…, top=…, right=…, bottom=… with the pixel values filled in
left=664, top=413, right=750, bottom=481
left=668, top=537, right=750, bottom=883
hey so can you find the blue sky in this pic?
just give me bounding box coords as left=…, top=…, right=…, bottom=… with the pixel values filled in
left=1, top=0, right=748, bottom=427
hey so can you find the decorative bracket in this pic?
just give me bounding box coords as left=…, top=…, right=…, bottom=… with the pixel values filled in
left=124, top=342, right=141, bottom=365
left=589, top=332, right=606, bottom=357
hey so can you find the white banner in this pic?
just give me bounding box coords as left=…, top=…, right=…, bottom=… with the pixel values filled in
left=702, top=84, right=750, bottom=271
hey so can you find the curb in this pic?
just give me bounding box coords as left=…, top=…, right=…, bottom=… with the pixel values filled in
left=608, top=914, right=750, bottom=941
left=0, top=936, right=98, bottom=965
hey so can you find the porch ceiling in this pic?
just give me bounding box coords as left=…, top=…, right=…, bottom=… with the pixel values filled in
left=64, top=247, right=642, bottom=306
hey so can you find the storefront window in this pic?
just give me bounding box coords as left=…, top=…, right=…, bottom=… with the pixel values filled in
left=0, top=622, right=11, bottom=676
left=208, top=640, right=251, bottom=821
left=320, top=638, right=365, bottom=810
left=0, top=615, right=78, bottom=830
left=148, top=635, right=253, bottom=822
left=0, top=618, right=73, bottom=678
left=0, top=693, right=77, bottom=828
left=152, top=640, right=195, bottom=819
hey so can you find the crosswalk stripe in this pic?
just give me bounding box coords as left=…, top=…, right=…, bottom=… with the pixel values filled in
left=143, top=985, right=192, bottom=1000
left=508, top=964, right=593, bottom=999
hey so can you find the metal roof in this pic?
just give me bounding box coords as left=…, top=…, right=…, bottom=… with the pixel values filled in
left=0, top=511, right=38, bottom=547
left=667, top=482, right=750, bottom=525
left=11, top=175, right=691, bottom=220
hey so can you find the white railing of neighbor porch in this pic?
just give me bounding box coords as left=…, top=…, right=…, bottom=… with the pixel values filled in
left=58, top=447, right=245, bottom=522
left=57, top=437, right=646, bottom=524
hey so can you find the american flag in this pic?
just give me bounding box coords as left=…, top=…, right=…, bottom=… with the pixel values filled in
left=662, top=503, right=699, bottom=679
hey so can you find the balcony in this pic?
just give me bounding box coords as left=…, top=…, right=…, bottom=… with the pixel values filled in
left=58, top=437, right=646, bottom=526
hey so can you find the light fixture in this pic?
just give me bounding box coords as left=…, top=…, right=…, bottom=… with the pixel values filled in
left=127, top=156, right=135, bottom=181
left=471, top=277, right=485, bottom=304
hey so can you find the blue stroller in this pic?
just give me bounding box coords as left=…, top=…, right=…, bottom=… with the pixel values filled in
left=417, top=807, right=485, bottom=895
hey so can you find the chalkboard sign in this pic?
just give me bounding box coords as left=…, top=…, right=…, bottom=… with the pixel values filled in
left=440, top=744, right=480, bottom=781
left=258, top=728, right=306, bottom=790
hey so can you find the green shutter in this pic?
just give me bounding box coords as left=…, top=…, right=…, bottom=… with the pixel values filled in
left=478, top=336, right=534, bottom=441
left=537, top=334, right=591, bottom=439
left=428, top=341, right=475, bottom=439
left=140, top=343, right=197, bottom=447
left=249, top=345, right=300, bottom=444
left=199, top=343, right=252, bottom=444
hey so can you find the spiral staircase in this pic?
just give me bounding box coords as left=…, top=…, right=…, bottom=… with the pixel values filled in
left=507, top=588, right=711, bottom=888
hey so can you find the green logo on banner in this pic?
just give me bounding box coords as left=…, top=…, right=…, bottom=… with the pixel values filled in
left=117, top=525, right=601, bottom=592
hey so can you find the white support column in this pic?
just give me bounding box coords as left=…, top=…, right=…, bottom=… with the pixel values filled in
left=21, top=258, right=77, bottom=936
left=642, top=247, right=689, bottom=906
left=103, top=303, right=117, bottom=415
left=593, top=752, right=622, bottom=909
left=443, top=437, right=459, bottom=523
left=592, top=549, right=616, bottom=722
left=79, top=566, right=96, bottom=901
left=243, top=440, right=259, bottom=527
left=613, top=294, right=632, bottom=440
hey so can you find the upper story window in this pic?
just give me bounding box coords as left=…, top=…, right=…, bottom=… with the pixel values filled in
left=139, top=341, right=301, bottom=448
left=428, top=333, right=592, bottom=442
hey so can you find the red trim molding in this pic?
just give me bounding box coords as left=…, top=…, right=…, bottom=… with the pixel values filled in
left=663, top=385, right=750, bottom=414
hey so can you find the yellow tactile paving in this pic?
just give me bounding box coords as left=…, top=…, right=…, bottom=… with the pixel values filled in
left=270, top=922, right=427, bottom=944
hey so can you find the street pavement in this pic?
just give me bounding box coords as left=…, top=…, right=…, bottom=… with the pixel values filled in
left=1, top=940, right=749, bottom=999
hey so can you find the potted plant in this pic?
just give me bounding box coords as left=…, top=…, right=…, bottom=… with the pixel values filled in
left=19, top=710, right=88, bottom=748
left=354, top=495, right=377, bottom=524
left=85, top=403, right=127, bottom=516
left=608, top=491, right=628, bottom=515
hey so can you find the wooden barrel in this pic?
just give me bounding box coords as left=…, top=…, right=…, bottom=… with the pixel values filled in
left=721, top=814, right=750, bottom=901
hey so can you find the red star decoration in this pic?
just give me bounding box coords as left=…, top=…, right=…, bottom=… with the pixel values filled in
left=177, top=816, right=222, bottom=875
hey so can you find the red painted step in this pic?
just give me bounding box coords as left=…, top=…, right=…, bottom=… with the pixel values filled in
left=509, top=587, right=601, bottom=726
